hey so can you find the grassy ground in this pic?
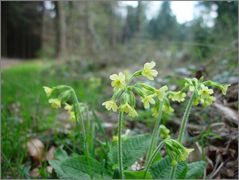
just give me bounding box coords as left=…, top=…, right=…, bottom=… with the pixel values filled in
left=1, top=61, right=105, bottom=178
left=1, top=51, right=237, bottom=178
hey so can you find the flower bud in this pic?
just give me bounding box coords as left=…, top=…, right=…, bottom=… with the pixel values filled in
left=43, top=86, right=53, bottom=97
left=159, top=125, right=170, bottom=139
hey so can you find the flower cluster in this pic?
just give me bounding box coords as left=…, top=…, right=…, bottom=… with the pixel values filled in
left=184, top=78, right=230, bottom=107
left=164, top=138, right=194, bottom=166
left=102, top=61, right=189, bottom=118
left=43, top=86, right=76, bottom=121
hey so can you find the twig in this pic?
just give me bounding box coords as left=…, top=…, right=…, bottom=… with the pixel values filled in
left=208, top=162, right=224, bottom=179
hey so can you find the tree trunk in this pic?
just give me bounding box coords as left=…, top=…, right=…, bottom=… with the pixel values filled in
left=84, top=1, right=102, bottom=54
left=55, top=1, right=66, bottom=59
left=136, top=1, right=142, bottom=33
left=109, top=2, right=115, bottom=48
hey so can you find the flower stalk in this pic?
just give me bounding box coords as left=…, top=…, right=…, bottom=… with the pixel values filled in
left=170, top=92, right=195, bottom=179
left=143, top=141, right=164, bottom=179
left=178, top=92, right=195, bottom=143
left=146, top=99, right=165, bottom=162
left=70, top=88, right=89, bottom=156
left=118, top=112, right=124, bottom=179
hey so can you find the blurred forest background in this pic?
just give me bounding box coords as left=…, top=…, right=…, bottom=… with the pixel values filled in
left=1, top=1, right=238, bottom=179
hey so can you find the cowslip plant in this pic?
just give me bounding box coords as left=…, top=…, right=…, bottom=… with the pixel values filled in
left=43, top=85, right=89, bottom=155
left=43, top=61, right=229, bottom=179
left=169, top=77, right=230, bottom=179
left=102, top=61, right=186, bottom=178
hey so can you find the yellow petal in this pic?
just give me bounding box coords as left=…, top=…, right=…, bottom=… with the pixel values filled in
left=109, top=74, right=118, bottom=80
left=144, top=61, right=156, bottom=69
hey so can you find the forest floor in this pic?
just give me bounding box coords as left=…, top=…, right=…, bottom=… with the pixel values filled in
left=1, top=56, right=238, bottom=179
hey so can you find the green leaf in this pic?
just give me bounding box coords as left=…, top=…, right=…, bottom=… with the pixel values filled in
left=149, top=156, right=188, bottom=179
left=60, top=155, right=111, bottom=179
left=48, top=160, right=69, bottom=179
left=54, top=148, right=68, bottom=161
left=186, top=161, right=206, bottom=179
left=108, top=134, right=151, bottom=169
left=48, top=148, right=69, bottom=178
left=124, top=170, right=152, bottom=179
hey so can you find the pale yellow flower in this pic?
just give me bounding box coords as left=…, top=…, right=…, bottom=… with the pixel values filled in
left=202, top=96, right=216, bottom=107
left=179, top=148, right=194, bottom=161
left=220, top=84, right=230, bottom=95
left=163, top=104, right=174, bottom=113
left=49, top=98, right=61, bottom=109
left=102, top=100, right=118, bottom=112
left=199, top=85, right=213, bottom=98
left=169, top=91, right=186, bottom=102
left=184, top=78, right=198, bottom=92
left=43, top=86, right=53, bottom=97
left=120, top=103, right=138, bottom=117
left=69, top=111, right=76, bottom=121
left=64, top=103, right=73, bottom=112
left=141, top=95, right=155, bottom=109
left=142, top=61, right=158, bottom=80
left=151, top=106, right=159, bottom=118
left=109, top=72, right=126, bottom=90
left=193, top=97, right=201, bottom=106
left=155, top=85, right=168, bottom=101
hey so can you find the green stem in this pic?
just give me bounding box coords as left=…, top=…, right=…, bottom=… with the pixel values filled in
left=118, top=112, right=124, bottom=179
left=146, top=99, right=165, bottom=162
left=71, top=89, right=88, bottom=155
left=170, top=165, right=176, bottom=179
left=170, top=92, right=195, bottom=179
left=143, top=141, right=164, bottom=179
left=178, top=92, right=195, bottom=143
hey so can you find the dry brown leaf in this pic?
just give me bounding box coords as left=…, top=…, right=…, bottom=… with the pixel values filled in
left=30, top=168, right=40, bottom=178
left=27, top=138, right=45, bottom=162
left=47, top=146, right=56, bottom=161
left=226, top=169, right=234, bottom=177
left=47, top=166, right=53, bottom=174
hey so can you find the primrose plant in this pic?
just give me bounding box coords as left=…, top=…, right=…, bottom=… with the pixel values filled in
left=43, top=61, right=229, bottom=179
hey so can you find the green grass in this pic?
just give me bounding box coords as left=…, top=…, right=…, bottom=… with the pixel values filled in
left=1, top=61, right=104, bottom=178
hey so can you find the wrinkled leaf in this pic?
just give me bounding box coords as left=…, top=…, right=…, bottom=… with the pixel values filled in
left=124, top=170, right=152, bottom=179
left=149, top=156, right=188, bottom=179
left=48, top=160, right=70, bottom=179
left=54, top=147, right=68, bottom=161
left=108, top=134, right=151, bottom=169
left=186, top=161, right=206, bottom=179
left=61, top=155, right=111, bottom=179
